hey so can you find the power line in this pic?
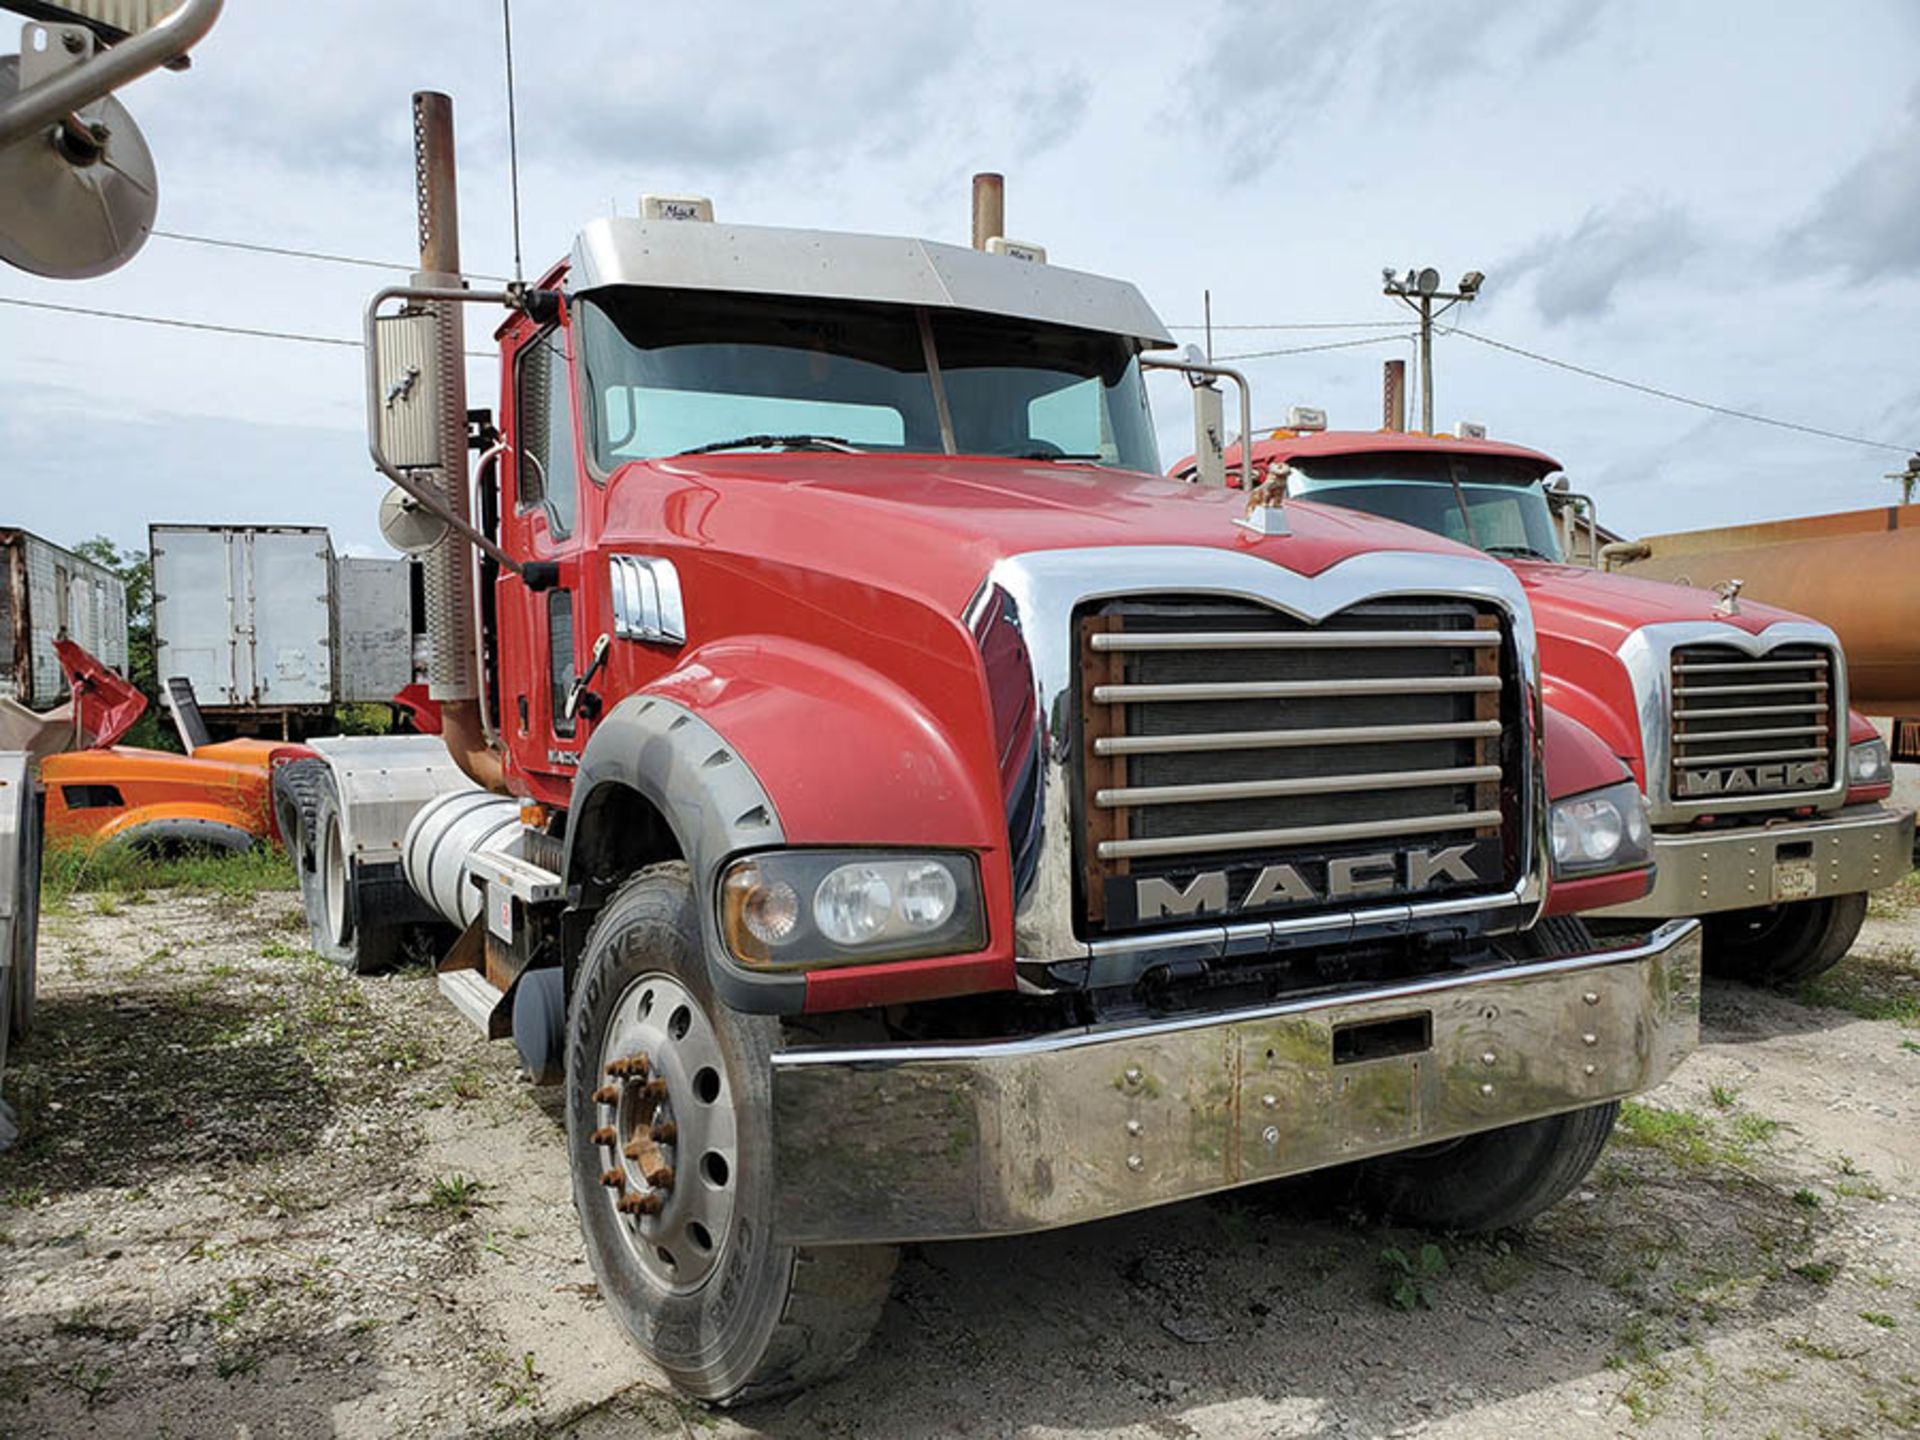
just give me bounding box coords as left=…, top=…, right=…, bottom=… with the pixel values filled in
left=1169, top=320, right=1407, bottom=332
left=1213, top=331, right=1417, bottom=362
left=0, top=294, right=494, bottom=358
left=1441, top=325, right=1918, bottom=456
left=150, top=228, right=514, bottom=283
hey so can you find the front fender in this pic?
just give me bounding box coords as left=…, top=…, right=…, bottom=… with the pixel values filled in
left=566, top=636, right=1015, bottom=1016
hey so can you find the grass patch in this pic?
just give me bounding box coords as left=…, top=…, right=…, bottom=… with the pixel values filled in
left=426, top=1173, right=487, bottom=1219
left=1613, top=1100, right=1788, bottom=1175
left=41, top=840, right=295, bottom=909
left=1796, top=948, right=1920, bottom=1026
left=1862, top=1311, right=1900, bottom=1330
left=1379, top=1242, right=1447, bottom=1311
left=1866, top=869, right=1920, bottom=920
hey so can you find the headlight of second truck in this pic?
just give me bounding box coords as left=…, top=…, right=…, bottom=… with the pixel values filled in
left=1550, top=780, right=1654, bottom=878
left=720, top=850, right=986, bottom=970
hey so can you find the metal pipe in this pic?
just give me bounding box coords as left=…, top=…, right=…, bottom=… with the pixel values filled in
left=971, top=172, right=1004, bottom=250
left=1383, top=358, right=1407, bottom=431
left=0, top=0, right=223, bottom=145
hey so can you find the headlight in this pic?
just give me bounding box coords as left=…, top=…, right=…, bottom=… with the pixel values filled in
left=719, top=851, right=985, bottom=970
left=1549, top=780, right=1654, bottom=877
left=1849, top=737, right=1891, bottom=787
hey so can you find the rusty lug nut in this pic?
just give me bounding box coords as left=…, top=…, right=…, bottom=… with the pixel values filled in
left=617, top=1191, right=663, bottom=1217
left=607, top=1053, right=652, bottom=1078
left=651, top=1120, right=678, bottom=1144
left=632, top=1077, right=668, bottom=1102
left=590, top=1126, right=617, bottom=1146
left=645, top=1163, right=675, bottom=1191
left=591, top=1085, right=620, bottom=1106
left=599, top=1168, right=625, bottom=1190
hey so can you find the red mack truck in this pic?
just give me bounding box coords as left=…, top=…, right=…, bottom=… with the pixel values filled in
left=1190, top=420, right=1914, bottom=986
left=272, top=96, right=1701, bottom=1402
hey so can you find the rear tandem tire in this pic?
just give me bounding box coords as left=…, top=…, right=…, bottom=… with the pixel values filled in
left=1702, top=893, right=1868, bottom=988
left=566, top=863, right=897, bottom=1405
left=304, top=780, right=401, bottom=975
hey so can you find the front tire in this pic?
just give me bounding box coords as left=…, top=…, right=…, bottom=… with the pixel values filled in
left=566, top=863, right=896, bottom=1405
left=1346, top=1102, right=1621, bottom=1232
left=1703, top=893, right=1868, bottom=987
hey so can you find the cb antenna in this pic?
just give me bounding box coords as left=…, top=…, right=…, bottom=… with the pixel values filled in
left=500, top=0, right=523, bottom=285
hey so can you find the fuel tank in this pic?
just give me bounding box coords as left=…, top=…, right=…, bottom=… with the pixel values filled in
left=1608, top=503, right=1920, bottom=715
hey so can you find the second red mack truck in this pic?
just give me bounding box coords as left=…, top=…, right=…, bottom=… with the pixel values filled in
left=273, top=97, right=1700, bottom=1402
left=1192, top=419, right=1914, bottom=987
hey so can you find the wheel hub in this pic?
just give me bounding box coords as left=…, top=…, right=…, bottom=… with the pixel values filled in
left=590, top=972, right=736, bottom=1291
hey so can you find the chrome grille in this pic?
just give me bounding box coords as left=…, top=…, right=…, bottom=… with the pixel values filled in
left=1078, top=598, right=1516, bottom=932
left=1670, top=644, right=1836, bottom=802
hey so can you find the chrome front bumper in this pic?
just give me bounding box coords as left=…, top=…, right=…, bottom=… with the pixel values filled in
left=769, top=919, right=1701, bottom=1246
left=1594, top=804, right=1915, bottom=919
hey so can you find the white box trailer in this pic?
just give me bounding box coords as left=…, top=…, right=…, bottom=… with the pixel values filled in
left=0, top=528, right=129, bottom=708
left=150, top=525, right=415, bottom=722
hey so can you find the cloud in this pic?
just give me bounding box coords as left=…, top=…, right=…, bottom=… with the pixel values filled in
left=1011, top=74, right=1091, bottom=158
left=1500, top=200, right=1698, bottom=324
left=1782, top=85, right=1920, bottom=283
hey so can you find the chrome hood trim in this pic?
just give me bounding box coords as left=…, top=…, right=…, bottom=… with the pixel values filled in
left=974, top=545, right=1548, bottom=964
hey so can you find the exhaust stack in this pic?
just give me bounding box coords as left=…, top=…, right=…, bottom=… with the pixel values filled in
left=1383, top=359, right=1408, bottom=432
left=410, top=91, right=503, bottom=792
left=971, top=172, right=1004, bottom=251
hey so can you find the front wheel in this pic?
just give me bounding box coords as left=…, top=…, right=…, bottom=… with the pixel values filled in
left=566, top=863, right=896, bottom=1405
left=1703, top=893, right=1868, bottom=987
left=1343, top=1102, right=1621, bottom=1233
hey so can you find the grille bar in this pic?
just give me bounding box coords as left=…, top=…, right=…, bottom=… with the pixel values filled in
left=1672, top=702, right=1827, bottom=720
left=1096, top=764, right=1502, bottom=809
left=1675, top=723, right=1831, bottom=744
left=1090, top=630, right=1502, bottom=653
left=1675, top=658, right=1828, bottom=674
left=1093, top=675, right=1501, bottom=704
left=1094, top=719, right=1502, bottom=757
left=1670, top=746, right=1829, bottom=765
left=1674, top=680, right=1830, bottom=697
left=1098, top=810, right=1505, bottom=862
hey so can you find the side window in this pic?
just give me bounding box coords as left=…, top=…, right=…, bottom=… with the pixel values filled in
left=516, top=328, right=579, bottom=538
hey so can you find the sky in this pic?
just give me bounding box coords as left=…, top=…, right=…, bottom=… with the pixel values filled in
left=3, top=0, right=1917, bottom=560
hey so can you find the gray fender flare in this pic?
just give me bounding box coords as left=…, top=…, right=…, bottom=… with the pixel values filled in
left=562, top=693, right=799, bottom=1013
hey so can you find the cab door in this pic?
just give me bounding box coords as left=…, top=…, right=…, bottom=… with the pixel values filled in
left=499, top=316, right=592, bottom=796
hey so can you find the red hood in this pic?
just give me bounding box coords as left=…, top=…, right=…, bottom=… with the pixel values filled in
left=608, top=454, right=1482, bottom=613
left=1508, top=559, right=1807, bottom=651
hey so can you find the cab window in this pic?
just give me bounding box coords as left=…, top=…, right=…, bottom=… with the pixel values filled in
left=516, top=327, right=580, bottom=538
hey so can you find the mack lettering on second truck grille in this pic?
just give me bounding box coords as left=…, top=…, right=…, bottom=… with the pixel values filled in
left=1076, top=598, right=1517, bottom=932
left=1670, top=643, right=1836, bottom=803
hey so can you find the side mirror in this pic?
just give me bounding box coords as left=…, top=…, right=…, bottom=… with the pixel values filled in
left=373, top=307, right=447, bottom=470
left=1142, top=352, right=1254, bottom=491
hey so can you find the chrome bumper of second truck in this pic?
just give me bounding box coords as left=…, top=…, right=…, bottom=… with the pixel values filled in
left=1594, top=804, right=1915, bottom=919
left=769, top=919, right=1701, bottom=1246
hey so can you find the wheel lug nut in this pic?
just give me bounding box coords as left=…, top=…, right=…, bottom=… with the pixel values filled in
left=617, top=1192, right=662, bottom=1217
left=636, top=1077, right=669, bottom=1102
left=607, top=1052, right=652, bottom=1079
left=599, top=1169, right=625, bottom=1190
left=590, top=1126, right=616, bottom=1147
left=590, top=1085, right=619, bottom=1106
left=651, top=1120, right=678, bottom=1144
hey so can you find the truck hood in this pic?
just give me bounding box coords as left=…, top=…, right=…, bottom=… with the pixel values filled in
left=1507, top=559, right=1813, bottom=652
left=612, top=454, right=1482, bottom=613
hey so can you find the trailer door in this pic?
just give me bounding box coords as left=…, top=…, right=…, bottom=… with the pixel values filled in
left=152, top=527, right=239, bottom=703
left=245, top=530, right=333, bottom=706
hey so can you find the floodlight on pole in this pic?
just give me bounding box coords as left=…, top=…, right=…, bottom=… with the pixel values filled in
left=1381, top=261, right=1484, bottom=433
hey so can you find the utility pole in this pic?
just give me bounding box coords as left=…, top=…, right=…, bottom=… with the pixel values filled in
left=1887, top=454, right=1920, bottom=506
left=1382, top=266, right=1484, bottom=432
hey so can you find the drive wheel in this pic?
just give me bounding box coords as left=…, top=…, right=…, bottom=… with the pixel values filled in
left=305, top=785, right=399, bottom=975
left=567, top=863, right=896, bottom=1405
left=1703, top=894, right=1868, bottom=987
left=10, top=776, right=40, bottom=1043
left=1346, top=1102, right=1621, bottom=1232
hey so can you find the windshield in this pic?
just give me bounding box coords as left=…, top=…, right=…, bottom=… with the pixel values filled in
left=1287, top=453, right=1565, bottom=561
left=577, top=288, right=1161, bottom=473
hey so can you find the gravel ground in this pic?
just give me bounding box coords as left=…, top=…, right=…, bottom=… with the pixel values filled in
left=4, top=872, right=1920, bottom=1438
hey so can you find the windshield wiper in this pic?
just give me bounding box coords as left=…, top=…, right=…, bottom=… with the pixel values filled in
left=1481, top=543, right=1556, bottom=561
left=675, top=433, right=863, bottom=456
left=1010, top=450, right=1106, bottom=463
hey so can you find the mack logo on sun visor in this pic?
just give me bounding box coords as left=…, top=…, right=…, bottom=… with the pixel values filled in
left=1109, top=839, right=1502, bottom=928
left=1677, top=761, right=1828, bottom=797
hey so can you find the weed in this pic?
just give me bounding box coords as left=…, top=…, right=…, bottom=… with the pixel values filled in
left=427, top=1173, right=486, bottom=1218
left=1791, top=1261, right=1838, bottom=1284
left=1380, top=1242, right=1446, bottom=1311
left=490, top=1350, right=542, bottom=1411
left=1709, top=1084, right=1739, bottom=1110
left=1785, top=1334, right=1848, bottom=1362
left=1792, top=1188, right=1821, bottom=1210
left=3, top=1185, right=44, bottom=1208
left=260, top=939, right=303, bottom=960
left=1732, top=1114, right=1783, bottom=1148
left=1862, top=1311, right=1900, bottom=1330
left=40, top=840, right=296, bottom=907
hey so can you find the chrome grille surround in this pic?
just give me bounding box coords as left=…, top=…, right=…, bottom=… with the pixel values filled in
left=1615, top=620, right=1849, bottom=826
left=969, top=546, right=1547, bottom=973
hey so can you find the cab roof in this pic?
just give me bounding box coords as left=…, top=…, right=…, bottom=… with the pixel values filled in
left=1244, top=429, right=1563, bottom=475
left=568, top=217, right=1175, bottom=349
